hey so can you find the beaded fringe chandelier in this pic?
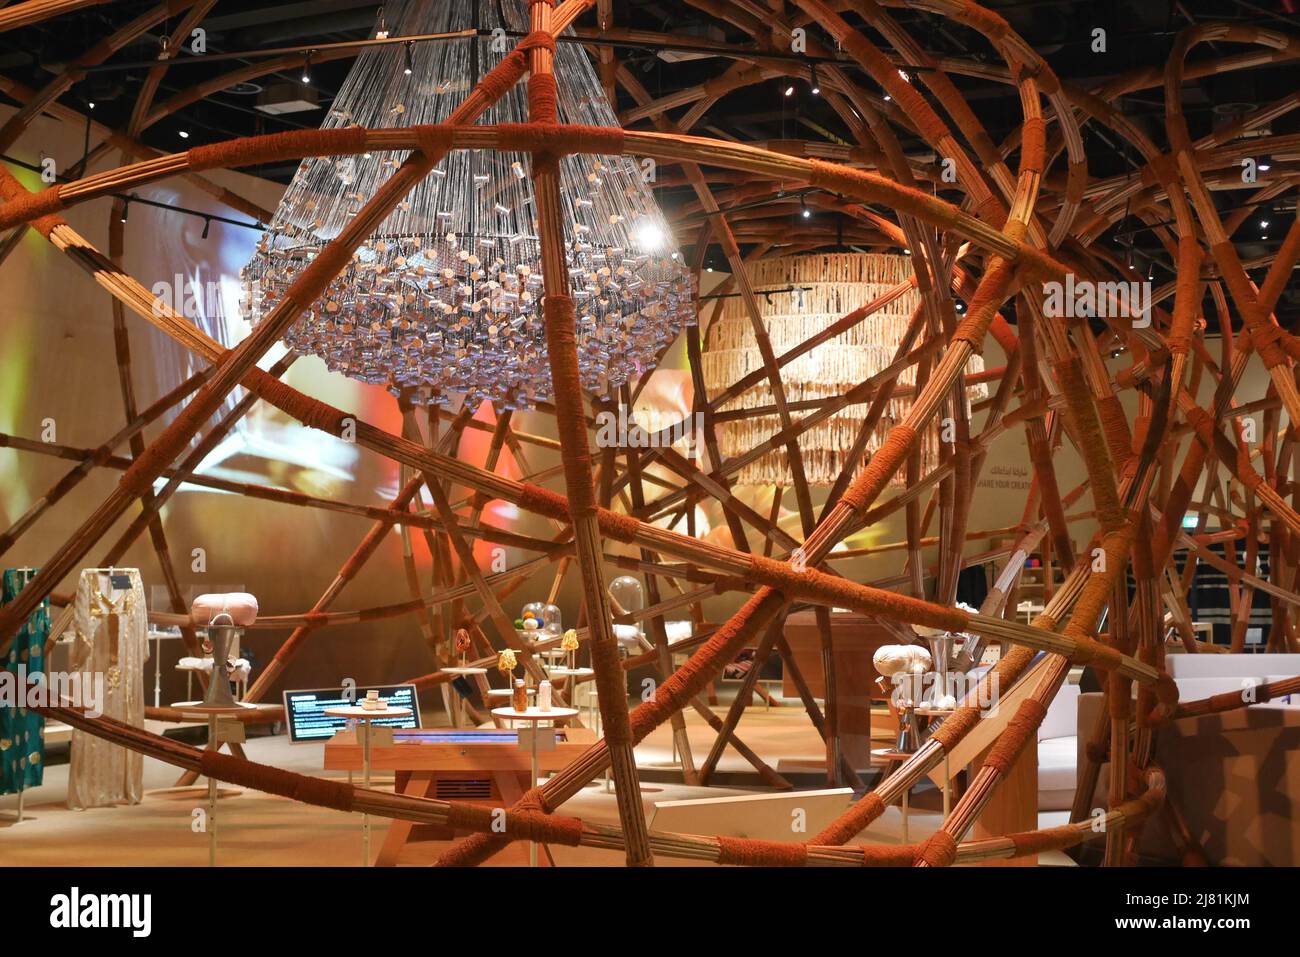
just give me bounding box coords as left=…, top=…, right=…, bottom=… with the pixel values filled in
left=241, top=0, right=694, bottom=410
left=701, top=253, right=988, bottom=487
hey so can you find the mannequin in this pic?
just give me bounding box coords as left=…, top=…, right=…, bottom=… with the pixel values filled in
left=68, top=568, right=147, bottom=809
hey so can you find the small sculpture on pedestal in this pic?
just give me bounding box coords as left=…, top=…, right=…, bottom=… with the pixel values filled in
left=454, top=627, right=473, bottom=668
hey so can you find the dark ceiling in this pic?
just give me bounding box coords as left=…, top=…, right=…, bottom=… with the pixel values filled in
left=1, top=0, right=1298, bottom=324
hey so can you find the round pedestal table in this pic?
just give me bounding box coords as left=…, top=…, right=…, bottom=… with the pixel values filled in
left=171, top=700, right=259, bottom=866
left=323, top=705, right=413, bottom=866
left=491, top=706, right=579, bottom=866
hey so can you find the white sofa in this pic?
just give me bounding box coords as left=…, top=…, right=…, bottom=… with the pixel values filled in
left=1166, top=652, right=1300, bottom=709
left=1036, top=681, right=1080, bottom=810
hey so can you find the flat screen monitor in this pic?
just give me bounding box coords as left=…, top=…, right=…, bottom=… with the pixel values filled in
left=282, top=684, right=421, bottom=743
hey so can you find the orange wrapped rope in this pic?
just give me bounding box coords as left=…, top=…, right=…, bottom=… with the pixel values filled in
left=527, top=72, right=558, bottom=123
left=443, top=802, right=585, bottom=845
left=982, top=699, right=1047, bottom=775
left=811, top=791, right=886, bottom=846
left=859, top=843, right=917, bottom=866
left=189, top=127, right=368, bottom=173
left=496, top=122, right=626, bottom=158
left=915, top=830, right=958, bottom=867
left=716, top=836, right=808, bottom=866
left=930, top=705, right=981, bottom=749
left=200, top=750, right=354, bottom=812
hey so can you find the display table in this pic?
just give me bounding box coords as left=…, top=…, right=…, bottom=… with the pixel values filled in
left=324, top=705, right=413, bottom=866
left=324, top=726, right=597, bottom=866
left=782, top=611, right=899, bottom=770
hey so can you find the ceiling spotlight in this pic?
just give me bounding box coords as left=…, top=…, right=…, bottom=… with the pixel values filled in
left=784, top=84, right=795, bottom=97
left=800, top=195, right=811, bottom=218
left=903, top=247, right=911, bottom=255
left=178, top=130, right=189, bottom=139
left=120, top=198, right=130, bottom=223
left=404, top=41, right=414, bottom=75
left=302, top=50, right=312, bottom=84
left=87, top=101, right=95, bottom=110
left=375, top=10, right=389, bottom=40
left=1258, top=156, right=1272, bottom=171
left=1261, top=219, right=1270, bottom=228
left=810, top=64, right=820, bottom=95
left=955, top=301, right=965, bottom=312
left=883, top=94, right=892, bottom=102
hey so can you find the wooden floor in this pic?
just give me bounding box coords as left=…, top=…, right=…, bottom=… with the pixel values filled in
left=0, top=702, right=1072, bottom=866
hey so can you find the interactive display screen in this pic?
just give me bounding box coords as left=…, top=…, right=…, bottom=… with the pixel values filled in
left=282, top=685, right=421, bottom=743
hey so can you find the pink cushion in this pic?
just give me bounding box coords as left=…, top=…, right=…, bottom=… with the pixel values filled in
left=191, top=592, right=259, bottom=626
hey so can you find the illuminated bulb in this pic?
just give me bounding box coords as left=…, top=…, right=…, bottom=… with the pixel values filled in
left=634, top=219, right=666, bottom=252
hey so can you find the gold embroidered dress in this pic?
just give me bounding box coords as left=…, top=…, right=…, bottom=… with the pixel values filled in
left=68, top=568, right=147, bottom=809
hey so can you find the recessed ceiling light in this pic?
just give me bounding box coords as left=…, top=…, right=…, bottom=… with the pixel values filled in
left=178, top=130, right=189, bottom=139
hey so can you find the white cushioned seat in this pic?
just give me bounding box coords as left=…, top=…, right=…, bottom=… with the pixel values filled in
left=1036, top=683, right=1080, bottom=811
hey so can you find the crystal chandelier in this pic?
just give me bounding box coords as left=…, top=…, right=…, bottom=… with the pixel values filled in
left=702, top=252, right=988, bottom=487
left=241, top=0, right=694, bottom=410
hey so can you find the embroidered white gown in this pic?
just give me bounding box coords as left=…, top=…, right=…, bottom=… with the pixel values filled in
left=68, top=568, right=147, bottom=809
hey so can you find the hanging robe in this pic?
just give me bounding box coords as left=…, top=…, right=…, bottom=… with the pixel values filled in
left=68, top=568, right=147, bottom=809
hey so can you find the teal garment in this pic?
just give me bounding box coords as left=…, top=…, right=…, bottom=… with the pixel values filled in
left=1, top=568, right=47, bottom=794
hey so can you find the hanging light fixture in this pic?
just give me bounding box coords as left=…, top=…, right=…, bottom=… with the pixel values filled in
left=701, top=252, right=988, bottom=487
left=241, top=0, right=694, bottom=411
